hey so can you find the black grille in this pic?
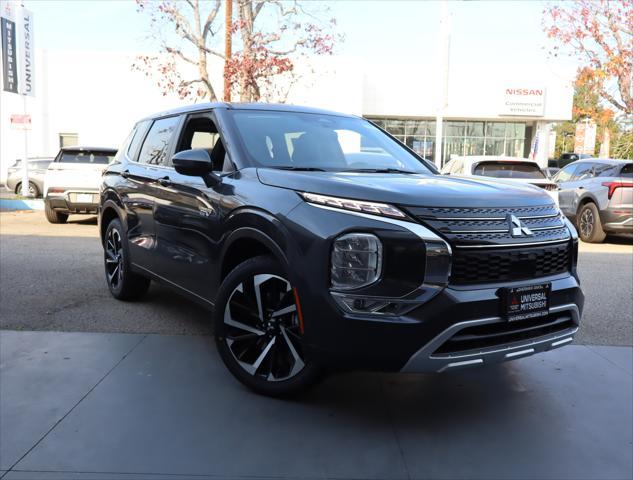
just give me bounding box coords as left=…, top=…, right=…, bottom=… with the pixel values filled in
left=451, top=242, right=570, bottom=285
left=403, top=204, right=573, bottom=285
left=406, top=204, right=569, bottom=248
left=433, top=313, right=576, bottom=355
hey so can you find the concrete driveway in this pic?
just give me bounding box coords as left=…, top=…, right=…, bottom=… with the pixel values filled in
left=1, top=330, right=631, bottom=480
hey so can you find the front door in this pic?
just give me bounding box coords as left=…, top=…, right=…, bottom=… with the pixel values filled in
left=151, top=112, right=234, bottom=302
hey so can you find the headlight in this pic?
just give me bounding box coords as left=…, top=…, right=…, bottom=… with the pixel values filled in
left=300, top=192, right=406, bottom=219
left=331, top=233, right=382, bottom=290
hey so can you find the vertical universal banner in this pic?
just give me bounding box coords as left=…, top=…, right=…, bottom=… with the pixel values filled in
left=1, top=2, right=18, bottom=93
left=17, top=6, right=33, bottom=96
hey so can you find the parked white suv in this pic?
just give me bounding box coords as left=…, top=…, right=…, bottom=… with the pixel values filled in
left=43, top=147, right=117, bottom=223
left=441, top=155, right=559, bottom=203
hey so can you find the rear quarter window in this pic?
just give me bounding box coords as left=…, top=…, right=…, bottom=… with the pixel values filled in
left=620, top=163, right=633, bottom=178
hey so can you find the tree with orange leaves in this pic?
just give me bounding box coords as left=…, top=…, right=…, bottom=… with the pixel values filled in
left=543, top=0, right=632, bottom=115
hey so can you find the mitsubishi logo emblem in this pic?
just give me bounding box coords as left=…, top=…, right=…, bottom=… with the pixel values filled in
left=508, top=214, right=533, bottom=237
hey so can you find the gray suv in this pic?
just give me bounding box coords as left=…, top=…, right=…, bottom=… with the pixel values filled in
left=553, top=158, right=633, bottom=242
left=5, top=157, right=53, bottom=197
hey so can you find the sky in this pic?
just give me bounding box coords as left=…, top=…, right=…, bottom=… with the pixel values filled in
left=23, top=0, right=579, bottom=69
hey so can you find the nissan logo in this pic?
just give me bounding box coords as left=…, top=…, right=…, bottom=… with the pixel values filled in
left=508, top=214, right=533, bottom=237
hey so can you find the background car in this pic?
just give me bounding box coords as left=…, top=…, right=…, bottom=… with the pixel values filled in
left=5, top=157, right=54, bottom=197
left=549, top=153, right=593, bottom=170
left=553, top=158, right=633, bottom=243
left=441, top=155, right=559, bottom=202
left=43, top=146, right=117, bottom=223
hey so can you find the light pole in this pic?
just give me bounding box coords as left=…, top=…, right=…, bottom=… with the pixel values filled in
left=224, top=0, right=233, bottom=102
left=434, top=1, right=451, bottom=169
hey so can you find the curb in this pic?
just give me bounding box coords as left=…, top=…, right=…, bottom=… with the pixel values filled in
left=0, top=198, right=45, bottom=211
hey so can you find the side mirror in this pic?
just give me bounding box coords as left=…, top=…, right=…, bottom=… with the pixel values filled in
left=171, top=149, right=221, bottom=187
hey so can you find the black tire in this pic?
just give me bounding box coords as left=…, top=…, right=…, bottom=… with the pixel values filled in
left=577, top=202, right=606, bottom=243
left=214, top=255, right=321, bottom=397
left=103, top=218, right=150, bottom=300
left=44, top=200, right=68, bottom=224
left=16, top=181, right=40, bottom=197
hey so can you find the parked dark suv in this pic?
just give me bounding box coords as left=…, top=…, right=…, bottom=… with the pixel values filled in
left=99, top=103, right=584, bottom=396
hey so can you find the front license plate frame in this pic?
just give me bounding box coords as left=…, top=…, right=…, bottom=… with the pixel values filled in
left=503, top=283, right=551, bottom=322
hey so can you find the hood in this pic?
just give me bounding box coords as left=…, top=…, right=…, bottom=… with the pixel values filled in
left=257, top=169, right=555, bottom=208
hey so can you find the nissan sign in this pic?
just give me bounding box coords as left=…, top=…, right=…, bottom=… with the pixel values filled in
left=501, top=87, right=545, bottom=117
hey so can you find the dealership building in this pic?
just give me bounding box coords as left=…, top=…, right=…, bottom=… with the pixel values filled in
left=0, top=50, right=574, bottom=182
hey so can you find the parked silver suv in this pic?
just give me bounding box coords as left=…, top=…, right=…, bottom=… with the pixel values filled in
left=5, top=157, right=53, bottom=197
left=553, top=158, right=632, bottom=242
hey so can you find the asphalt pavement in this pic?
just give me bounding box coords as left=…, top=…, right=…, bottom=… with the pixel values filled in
left=0, top=210, right=632, bottom=346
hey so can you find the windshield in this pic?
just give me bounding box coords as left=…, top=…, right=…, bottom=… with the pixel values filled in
left=473, top=161, right=546, bottom=179
left=227, top=110, right=433, bottom=174
left=59, top=151, right=115, bottom=164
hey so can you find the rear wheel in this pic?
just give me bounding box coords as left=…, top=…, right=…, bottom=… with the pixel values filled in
left=104, top=218, right=150, bottom=300
left=577, top=202, right=606, bottom=243
left=44, top=200, right=68, bottom=224
left=16, top=181, right=39, bottom=197
left=214, top=255, right=320, bottom=397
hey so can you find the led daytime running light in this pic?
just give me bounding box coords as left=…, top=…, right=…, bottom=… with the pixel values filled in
left=300, top=192, right=406, bottom=219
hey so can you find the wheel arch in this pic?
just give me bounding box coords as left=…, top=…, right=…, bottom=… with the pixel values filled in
left=576, top=194, right=599, bottom=216
left=220, top=227, right=289, bottom=281
left=99, top=196, right=126, bottom=245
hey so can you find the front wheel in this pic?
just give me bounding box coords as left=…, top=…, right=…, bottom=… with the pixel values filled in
left=104, top=218, right=150, bottom=300
left=577, top=202, right=606, bottom=243
left=214, top=256, right=321, bottom=397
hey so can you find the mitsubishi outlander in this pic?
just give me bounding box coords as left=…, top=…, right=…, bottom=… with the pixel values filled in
left=99, top=103, right=584, bottom=396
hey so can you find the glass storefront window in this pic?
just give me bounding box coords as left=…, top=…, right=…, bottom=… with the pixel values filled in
left=445, top=121, right=466, bottom=137
left=486, top=122, right=506, bottom=137
left=364, top=117, right=526, bottom=167
left=466, top=122, right=484, bottom=137
left=386, top=120, right=405, bottom=136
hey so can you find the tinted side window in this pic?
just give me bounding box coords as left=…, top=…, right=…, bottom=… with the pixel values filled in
left=554, top=164, right=578, bottom=182
left=594, top=163, right=620, bottom=178
left=137, top=117, right=180, bottom=166
left=127, top=120, right=151, bottom=161
left=573, top=163, right=595, bottom=181
left=620, top=163, right=633, bottom=178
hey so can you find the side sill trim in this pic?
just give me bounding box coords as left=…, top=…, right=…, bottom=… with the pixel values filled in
left=132, top=262, right=215, bottom=307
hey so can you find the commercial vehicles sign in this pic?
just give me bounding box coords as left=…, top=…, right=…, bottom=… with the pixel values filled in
left=501, top=87, right=545, bottom=116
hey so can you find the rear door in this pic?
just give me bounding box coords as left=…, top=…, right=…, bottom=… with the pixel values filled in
left=121, top=116, right=181, bottom=272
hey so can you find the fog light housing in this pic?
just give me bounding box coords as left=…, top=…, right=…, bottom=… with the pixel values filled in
left=331, top=233, right=382, bottom=290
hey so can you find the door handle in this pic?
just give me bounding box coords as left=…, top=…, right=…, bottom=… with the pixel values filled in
left=121, top=170, right=130, bottom=178
left=157, top=176, right=172, bottom=187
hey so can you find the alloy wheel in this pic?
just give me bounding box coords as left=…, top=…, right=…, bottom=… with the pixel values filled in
left=223, top=274, right=305, bottom=381
left=105, top=228, right=124, bottom=289
left=579, top=207, right=594, bottom=238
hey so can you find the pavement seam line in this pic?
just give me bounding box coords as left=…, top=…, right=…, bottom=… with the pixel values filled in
left=5, top=333, right=150, bottom=474
left=378, top=377, right=412, bottom=480
left=584, top=344, right=633, bottom=377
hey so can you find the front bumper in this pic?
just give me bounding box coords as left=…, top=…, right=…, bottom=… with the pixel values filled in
left=401, top=303, right=578, bottom=372
left=303, top=273, right=583, bottom=372
left=46, top=190, right=99, bottom=214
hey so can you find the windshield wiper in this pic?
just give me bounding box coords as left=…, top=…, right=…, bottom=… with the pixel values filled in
left=346, top=168, right=420, bottom=174
left=269, top=166, right=327, bottom=172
